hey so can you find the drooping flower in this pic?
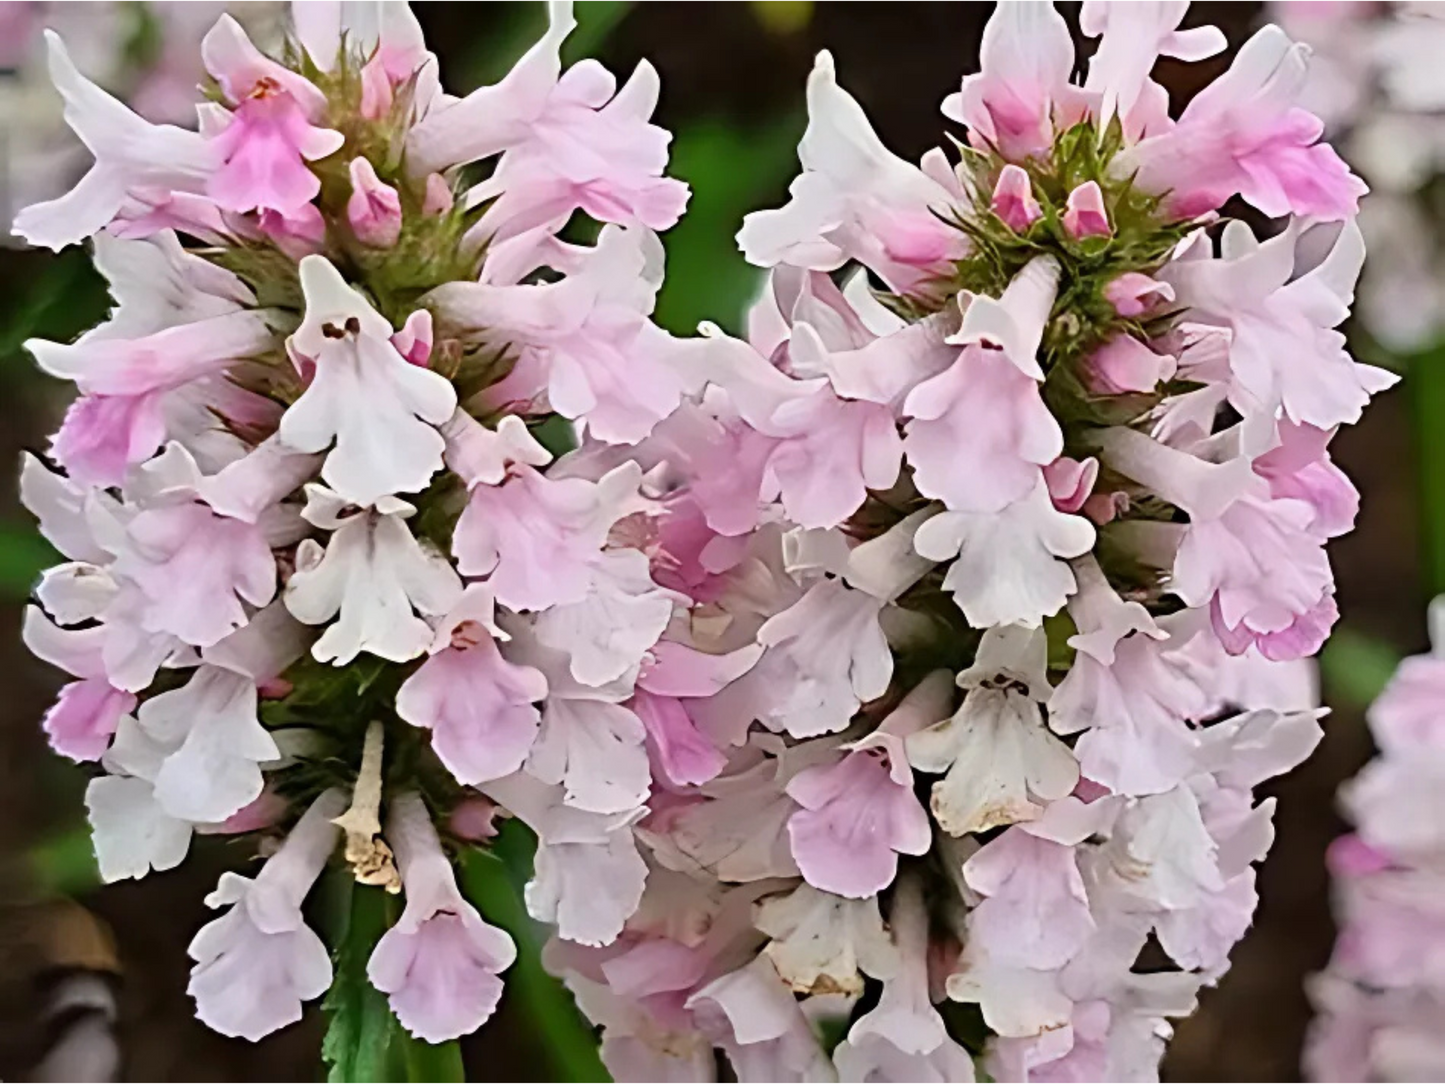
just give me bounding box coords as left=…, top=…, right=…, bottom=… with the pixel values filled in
left=368, top=793, right=517, bottom=1041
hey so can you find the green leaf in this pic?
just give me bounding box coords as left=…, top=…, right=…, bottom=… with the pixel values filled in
left=460, top=823, right=608, bottom=1082
left=322, top=879, right=402, bottom=1083
left=1319, top=624, right=1402, bottom=710
left=0, top=250, right=108, bottom=366
left=654, top=114, right=806, bottom=337
left=29, top=820, right=100, bottom=897
left=0, top=524, right=60, bottom=598
left=1408, top=342, right=1445, bottom=595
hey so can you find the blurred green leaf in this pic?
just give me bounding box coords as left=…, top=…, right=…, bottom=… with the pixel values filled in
left=1410, top=343, right=1445, bottom=595
left=1319, top=624, right=1402, bottom=710
left=655, top=113, right=805, bottom=337
left=0, top=250, right=108, bottom=369
left=29, top=821, right=99, bottom=897
left=460, top=823, right=608, bottom=1083
left=749, top=0, right=814, bottom=35
left=323, top=880, right=403, bottom=1083
left=0, top=524, right=58, bottom=598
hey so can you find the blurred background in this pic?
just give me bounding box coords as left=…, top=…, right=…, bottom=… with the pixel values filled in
left=0, top=2, right=1430, bottom=1080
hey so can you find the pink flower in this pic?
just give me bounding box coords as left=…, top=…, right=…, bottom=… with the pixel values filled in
left=751, top=579, right=893, bottom=738
left=991, top=164, right=1043, bottom=232
left=1079, top=0, right=1226, bottom=124
left=686, top=957, right=833, bottom=1081
left=368, top=793, right=516, bottom=1042
left=1099, top=426, right=1338, bottom=661
left=422, top=173, right=454, bottom=215
left=42, top=679, right=136, bottom=763
left=49, top=392, right=168, bottom=488
left=1052, top=620, right=1204, bottom=797
left=1122, top=25, right=1368, bottom=220
left=188, top=789, right=344, bottom=1040
left=24, top=605, right=138, bottom=762
left=105, top=497, right=277, bottom=649
left=392, top=310, right=434, bottom=367
left=439, top=412, right=551, bottom=490
left=14, top=32, right=217, bottom=250
left=1253, top=420, right=1359, bottom=539
left=784, top=673, right=949, bottom=898
left=395, top=587, right=548, bottom=786
left=944, top=0, right=1083, bottom=161
left=26, top=309, right=274, bottom=398
left=201, top=16, right=343, bottom=216
left=904, top=342, right=1061, bottom=513
left=1162, top=221, right=1395, bottom=436
left=964, top=828, right=1096, bottom=970
left=631, top=641, right=760, bottom=788
left=1368, top=653, right=1445, bottom=753
left=430, top=226, right=685, bottom=444
left=904, top=257, right=1062, bottom=513
left=408, top=3, right=685, bottom=233
left=452, top=462, right=643, bottom=612
left=739, top=52, right=967, bottom=295
left=347, top=157, right=403, bottom=247
left=468, top=60, right=690, bottom=237
left=481, top=772, right=648, bottom=947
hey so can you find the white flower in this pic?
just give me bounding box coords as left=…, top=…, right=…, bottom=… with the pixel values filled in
left=279, top=256, right=457, bottom=506
left=284, top=486, right=462, bottom=665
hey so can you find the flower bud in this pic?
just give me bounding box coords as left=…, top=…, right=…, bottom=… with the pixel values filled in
left=990, top=164, right=1042, bottom=232
left=347, top=157, right=403, bottom=248
left=1062, top=180, right=1111, bottom=239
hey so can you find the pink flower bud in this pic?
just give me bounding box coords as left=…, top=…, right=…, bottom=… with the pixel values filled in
left=1083, top=490, right=1129, bottom=525
left=990, top=164, right=1042, bottom=232
left=1104, top=271, right=1174, bottom=317
left=347, top=157, right=403, bottom=247
left=422, top=172, right=454, bottom=216
left=1062, top=180, right=1111, bottom=239
left=204, top=789, right=288, bottom=835
left=1084, top=334, right=1177, bottom=395
left=449, top=795, right=502, bottom=841
left=257, top=203, right=326, bottom=260
left=391, top=310, right=434, bottom=367
left=1043, top=455, right=1099, bottom=514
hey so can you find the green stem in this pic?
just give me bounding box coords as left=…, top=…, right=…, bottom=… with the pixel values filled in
left=403, top=1037, right=466, bottom=1083
left=460, top=824, right=608, bottom=1083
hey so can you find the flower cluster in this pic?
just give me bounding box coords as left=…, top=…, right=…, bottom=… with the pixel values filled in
left=1305, top=599, right=1445, bottom=1082
left=18, top=0, right=1388, bottom=1079
left=538, top=3, right=1382, bottom=1080
left=18, top=0, right=697, bottom=1046
left=1271, top=2, right=1445, bottom=353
